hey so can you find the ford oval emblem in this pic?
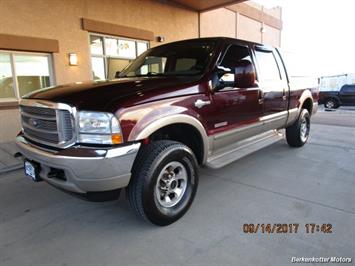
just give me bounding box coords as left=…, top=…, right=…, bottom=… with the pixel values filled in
left=29, top=118, right=39, bottom=128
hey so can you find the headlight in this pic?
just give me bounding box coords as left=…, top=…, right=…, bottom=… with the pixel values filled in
left=78, top=111, right=123, bottom=144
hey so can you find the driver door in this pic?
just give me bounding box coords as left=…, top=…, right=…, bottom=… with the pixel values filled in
left=207, top=43, right=264, bottom=150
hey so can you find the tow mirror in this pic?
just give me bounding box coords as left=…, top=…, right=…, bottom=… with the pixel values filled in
left=234, top=60, right=256, bottom=88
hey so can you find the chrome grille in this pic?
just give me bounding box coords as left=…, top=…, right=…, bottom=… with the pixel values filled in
left=21, top=105, right=56, bottom=117
left=20, top=102, right=75, bottom=148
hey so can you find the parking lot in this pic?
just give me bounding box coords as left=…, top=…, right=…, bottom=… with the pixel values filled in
left=1, top=108, right=354, bottom=266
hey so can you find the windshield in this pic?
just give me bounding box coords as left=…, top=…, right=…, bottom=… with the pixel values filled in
left=118, top=40, right=216, bottom=78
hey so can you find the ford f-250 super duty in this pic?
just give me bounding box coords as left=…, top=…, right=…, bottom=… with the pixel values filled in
left=16, top=37, right=319, bottom=225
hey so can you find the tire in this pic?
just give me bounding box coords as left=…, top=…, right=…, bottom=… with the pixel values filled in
left=286, top=109, right=310, bottom=148
left=324, top=98, right=338, bottom=109
left=127, top=140, right=198, bottom=226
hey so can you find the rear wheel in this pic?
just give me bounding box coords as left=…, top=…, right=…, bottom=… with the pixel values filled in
left=324, top=98, right=338, bottom=109
left=127, top=140, right=198, bottom=226
left=286, top=109, right=310, bottom=147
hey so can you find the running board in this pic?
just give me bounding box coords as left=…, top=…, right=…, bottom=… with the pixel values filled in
left=206, top=130, right=284, bottom=169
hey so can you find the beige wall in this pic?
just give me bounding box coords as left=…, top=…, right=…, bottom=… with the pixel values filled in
left=0, top=108, right=21, bottom=142
left=200, top=3, right=282, bottom=47
left=0, top=0, right=198, bottom=85
left=263, top=24, right=281, bottom=47
left=200, top=8, right=236, bottom=38
left=236, top=13, right=262, bottom=43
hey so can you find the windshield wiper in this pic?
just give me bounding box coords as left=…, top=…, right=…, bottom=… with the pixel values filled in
left=119, top=72, right=165, bottom=78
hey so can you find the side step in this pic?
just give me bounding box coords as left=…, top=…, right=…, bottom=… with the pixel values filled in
left=206, top=130, right=284, bottom=169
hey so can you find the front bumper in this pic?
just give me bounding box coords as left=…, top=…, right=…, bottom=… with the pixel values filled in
left=16, top=135, right=140, bottom=193
left=312, top=102, right=319, bottom=115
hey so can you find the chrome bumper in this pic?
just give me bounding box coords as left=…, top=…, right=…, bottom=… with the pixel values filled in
left=16, top=135, right=140, bottom=193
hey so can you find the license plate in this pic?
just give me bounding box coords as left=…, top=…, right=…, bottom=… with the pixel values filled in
left=24, top=160, right=39, bottom=181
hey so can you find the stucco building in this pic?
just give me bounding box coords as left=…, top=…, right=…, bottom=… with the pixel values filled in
left=0, top=0, right=282, bottom=142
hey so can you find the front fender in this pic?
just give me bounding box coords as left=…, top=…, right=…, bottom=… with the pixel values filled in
left=129, top=113, right=209, bottom=164
left=117, top=97, right=210, bottom=163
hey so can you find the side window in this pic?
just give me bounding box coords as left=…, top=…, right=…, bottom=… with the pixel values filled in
left=218, top=44, right=252, bottom=87
left=341, top=85, right=355, bottom=94
left=175, top=58, right=197, bottom=72
left=255, top=50, right=281, bottom=81
left=341, top=87, right=349, bottom=93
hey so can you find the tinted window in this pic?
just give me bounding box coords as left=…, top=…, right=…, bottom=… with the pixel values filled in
left=255, top=50, right=281, bottom=81
left=219, top=45, right=251, bottom=70
left=217, top=45, right=252, bottom=84
left=119, top=41, right=216, bottom=77
left=341, top=85, right=355, bottom=93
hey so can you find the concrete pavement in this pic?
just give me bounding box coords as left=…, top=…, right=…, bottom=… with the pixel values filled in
left=0, top=142, right=22, bottom=174
left=0, top=111, right=354, bottom=266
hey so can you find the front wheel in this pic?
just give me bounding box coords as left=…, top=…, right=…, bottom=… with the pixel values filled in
left=127, top=140, right=198, bottom=226
left=286, top=109, right=310, bottom=147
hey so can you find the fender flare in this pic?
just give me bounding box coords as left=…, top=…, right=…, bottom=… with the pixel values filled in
left=128, top=114, right=210, bottom=164
left=298, top=89, right=313, bottom=109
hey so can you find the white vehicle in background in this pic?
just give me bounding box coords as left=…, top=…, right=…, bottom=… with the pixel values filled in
left=319, top=73, right=355, bottom=92
left=319, top=74, right=355, bottom=108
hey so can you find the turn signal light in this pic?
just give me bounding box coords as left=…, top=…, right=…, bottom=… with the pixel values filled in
left=111, top=133, right=123, bottom=144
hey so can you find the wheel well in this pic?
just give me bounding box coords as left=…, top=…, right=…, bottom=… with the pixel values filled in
left=148, top=123, right=204, bottom=164
left=325, top=97, right=339, bottom=104
left=302, top=98, right=313, bottom=115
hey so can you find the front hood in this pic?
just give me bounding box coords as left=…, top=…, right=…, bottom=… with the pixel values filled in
left=25, top=76, right=199, bottom=112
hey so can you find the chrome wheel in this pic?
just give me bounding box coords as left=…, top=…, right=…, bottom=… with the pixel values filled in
left=325, top=100, right=335, bottom=109
left=300, top=117, right=309, bottom=142
left=155, top=161, right=188, bottom=208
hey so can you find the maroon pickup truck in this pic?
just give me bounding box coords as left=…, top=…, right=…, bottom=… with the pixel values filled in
left=16, top=37, right=318, bottom=225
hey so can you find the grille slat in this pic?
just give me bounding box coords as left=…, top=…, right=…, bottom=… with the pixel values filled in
left=21, top=112, right=57, bottom=121
left=22, top=116, right=57, bottom=131
left=20, top=104, right=74, bottom=147
left=21, top=105, right=56, bottom=117
left=22, top=122, right=58, bottom=134
left=23, top=128, right=59, bottom=143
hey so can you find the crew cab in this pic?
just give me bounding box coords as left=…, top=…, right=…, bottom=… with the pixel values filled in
left=16, top=37, right=318, bottom=225
left=319, top=84, right=355, bottom=109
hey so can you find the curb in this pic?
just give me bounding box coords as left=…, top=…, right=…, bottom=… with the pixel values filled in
left=0, top=163, right=22, bottom=175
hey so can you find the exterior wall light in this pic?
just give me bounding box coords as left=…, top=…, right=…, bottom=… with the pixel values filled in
left=260, top=23, right=266, bottom=33
left=156, top=36, right=165, bottom=42
left=69, top=53, right=78, bottom=66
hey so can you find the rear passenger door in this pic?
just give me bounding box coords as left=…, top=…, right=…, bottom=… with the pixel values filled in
left=254, top=46, right=288, bottom=130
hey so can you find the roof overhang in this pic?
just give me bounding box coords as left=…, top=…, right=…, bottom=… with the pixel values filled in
left=169, top=0, right=247, bottom=12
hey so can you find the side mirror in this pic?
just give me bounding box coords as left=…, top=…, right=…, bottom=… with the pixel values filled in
left=114, top=71, right=121, bottom=78
left=234, top=60, right=256, bottom=88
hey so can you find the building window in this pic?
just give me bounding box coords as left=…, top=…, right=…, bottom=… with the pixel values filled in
left=0, top=51, right=54, bottom=100
left=89, top=34, right=149, bottom=80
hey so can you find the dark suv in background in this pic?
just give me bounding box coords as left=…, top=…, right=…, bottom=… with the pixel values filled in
left=319, top=84, right=355, bottom=109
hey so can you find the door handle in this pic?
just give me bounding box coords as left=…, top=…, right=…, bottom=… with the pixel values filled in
left=195, top=99, right=211, bottom=109
left=258, top=91, right=264, bottom=104
left=282, top=89, right=287, bottom=100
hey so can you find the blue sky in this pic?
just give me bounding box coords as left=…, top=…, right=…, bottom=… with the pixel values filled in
left=253, top=0, right=355, bottom=77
